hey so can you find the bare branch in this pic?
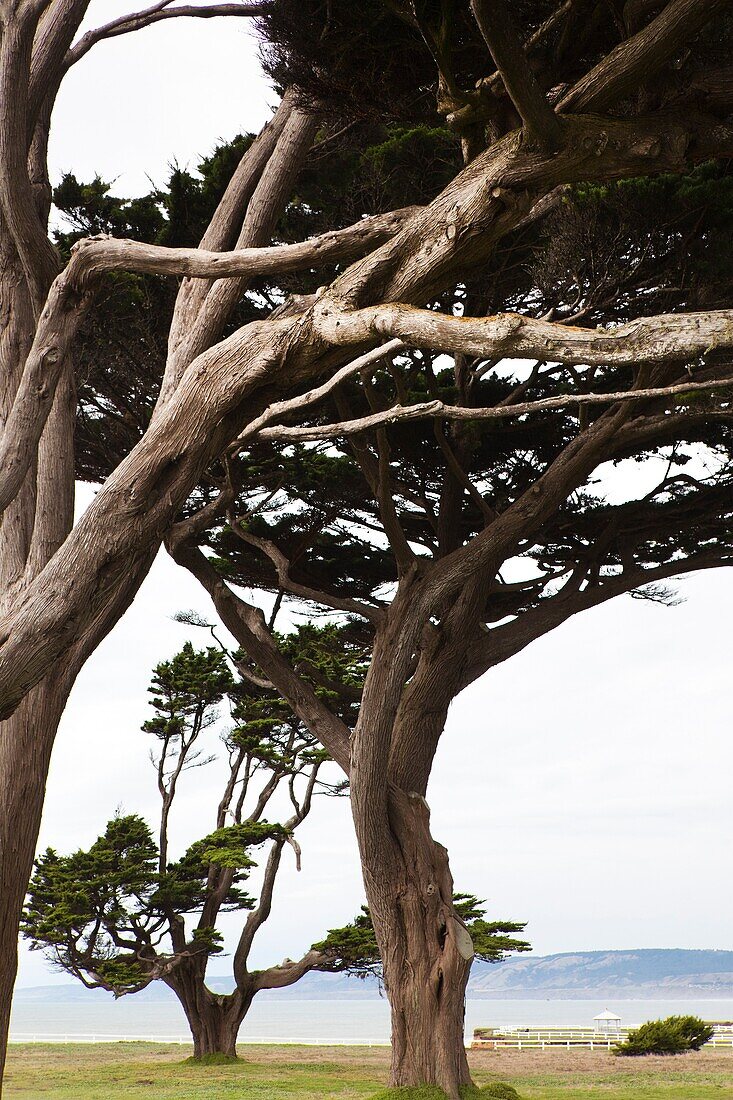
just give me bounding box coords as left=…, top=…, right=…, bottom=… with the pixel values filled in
left=61, top=207, right=418, bottom=285
left=0, top=231, right=408, bottom=521
left=0, top=9, right=60, bottom=311
left=66, top=3, right=270, bottom=68
left=253, top=948, right=325, bottom=991
left=234, top=836, right=285, bottom=982
left=162, top=103, right=320, bottom=398
left=0, top=268, right=96, bottom=517
left=257, top=375, right=733, bottom=442
left=286, top=833, right=302, bottom=871
left=231, top=339, right=405, bottom=453
left=28, top=1, right=89, bottom=127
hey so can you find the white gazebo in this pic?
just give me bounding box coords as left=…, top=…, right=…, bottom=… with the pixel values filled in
left=594, top=1010, right=622, bottom=1034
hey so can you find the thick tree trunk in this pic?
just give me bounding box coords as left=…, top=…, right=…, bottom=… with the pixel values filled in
left=166, top=972, right=253, bottom=1059
left=0, top=229, right=72, bottom=1094
left=0, top=681, right=66, bottom=1089
left=357, top=789, right=474, bottom=1099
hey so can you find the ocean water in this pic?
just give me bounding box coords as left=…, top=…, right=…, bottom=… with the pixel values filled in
left=10, top=995, right=733, bottom=1045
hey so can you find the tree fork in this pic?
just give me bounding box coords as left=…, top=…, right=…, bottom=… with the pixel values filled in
left=166, top=972, right=252, bottom=1059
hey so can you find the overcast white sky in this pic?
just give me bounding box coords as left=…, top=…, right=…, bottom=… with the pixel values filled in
left=16, top=2, right=733, bottom=988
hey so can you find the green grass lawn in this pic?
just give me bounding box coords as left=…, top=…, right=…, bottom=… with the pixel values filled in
left=4, top=1042, right=733, bottom=1099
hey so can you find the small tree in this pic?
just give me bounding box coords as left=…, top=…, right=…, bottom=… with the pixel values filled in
left=23, top=632, right=526, bottom=1058
left=614, top=1015, right=714, bottom=1057
left=22, top=632, right=362, bottom=1058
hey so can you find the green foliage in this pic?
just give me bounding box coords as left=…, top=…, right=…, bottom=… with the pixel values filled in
left=452, top=895, right=531, bottom=964
left=259, top=1, right=446, bottom=126
left=232, top=621, right=368, bottom=746
left=23, top=629, right=357, bottom=998
left=614, top=1015, right=714, bottom=1057
left=188, top=821, right=288, bottom=871
left=53, top=173, right=165, bottom=254
left=312, top=906, right=378, bottom=976
left=313, top=895, right=529, bottom=977
left=21, top=814, right=160, bottom=993
left=142, top=641, right=234, bottom=742
left=534, top=164, right=733, bottom=320
left=480, top=1086, right=521, bottom=1099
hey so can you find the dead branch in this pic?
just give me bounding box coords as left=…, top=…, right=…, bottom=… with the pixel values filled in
left=231, top=339, right=405, bottom=452
left=64, top=207, right=419, bottom=285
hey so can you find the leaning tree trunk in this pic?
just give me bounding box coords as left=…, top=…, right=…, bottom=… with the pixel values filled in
left=0, top=235, right=73, bottom=1091
left=166, top=971, right=253, bottom=1059
left=357, top=788, right=474, bottom=1099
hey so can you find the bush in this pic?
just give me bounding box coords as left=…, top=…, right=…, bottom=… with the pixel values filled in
left=480, top=1085, right=521, bottom=1099
left=613, top=1015, right=713, bottom=1056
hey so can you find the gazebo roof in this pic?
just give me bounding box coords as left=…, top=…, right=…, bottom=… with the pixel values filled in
left=594, top=1010, right=622, bottom=1021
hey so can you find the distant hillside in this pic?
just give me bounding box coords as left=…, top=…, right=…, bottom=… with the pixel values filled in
left=467, top=949, right=733, bottom=998
left=16, top=949, right=733, bottom=1003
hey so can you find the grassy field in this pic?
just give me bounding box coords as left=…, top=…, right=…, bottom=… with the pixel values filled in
left=4, top=1042, right=733, bottom=1099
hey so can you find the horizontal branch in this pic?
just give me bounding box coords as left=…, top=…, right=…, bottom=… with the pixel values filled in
left=253, top=948, right=326, bottom=992
left=0, top=219, right=412, bottom=520
left=462, top=548, right=733, bottom=692
left=67, top=207, right=418, bottom=284
left=257, top=375, right=733, bottom=441
left=66, top=2, right=270, bottom=67
left=314, top=300, right=733, bottom=369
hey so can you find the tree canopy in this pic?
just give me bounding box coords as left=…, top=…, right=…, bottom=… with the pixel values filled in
left=2, top=3, right=733, bottom=1096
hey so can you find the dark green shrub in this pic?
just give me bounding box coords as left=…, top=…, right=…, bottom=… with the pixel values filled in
left=614, top=1015, right=713, bottom=1056
left=480, top=1085, right=521, bottom=1099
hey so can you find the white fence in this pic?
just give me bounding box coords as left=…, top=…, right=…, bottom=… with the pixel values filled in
left=8, top=1033, right=389, bottom=1046
left=472, top=1025, right=733, bottom=1052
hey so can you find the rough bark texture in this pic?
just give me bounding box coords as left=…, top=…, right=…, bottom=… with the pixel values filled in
left=166, top=969, right=252, bottom=1059
left=0, top=681, right=66, bottom=1083
left=376, top=793, right=473, bottom=1096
